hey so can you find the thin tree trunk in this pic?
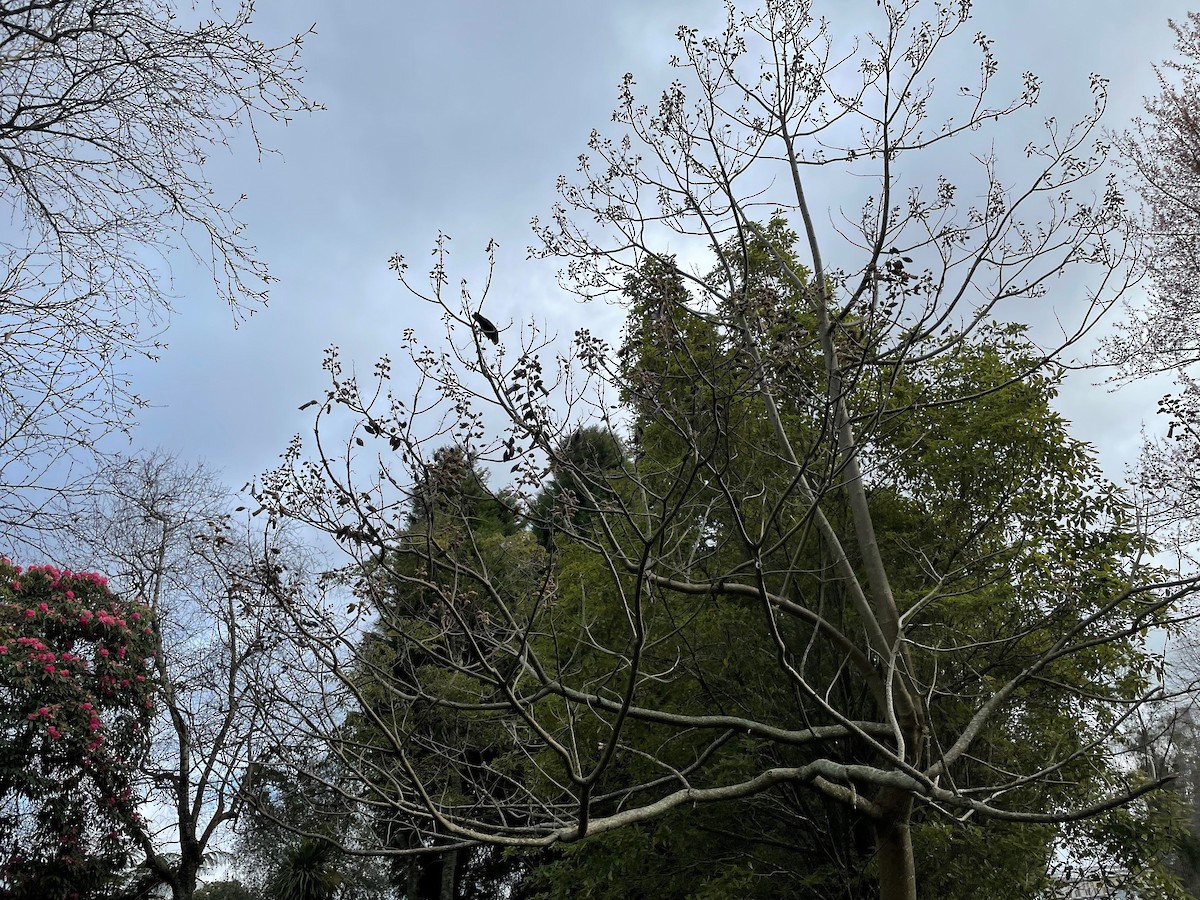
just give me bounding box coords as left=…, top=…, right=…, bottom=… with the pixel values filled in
left=874, top=790, right=917, bottom=900
left=407, top=857, right=422, bottom=900
left=439, top=848, right=458, bottom=900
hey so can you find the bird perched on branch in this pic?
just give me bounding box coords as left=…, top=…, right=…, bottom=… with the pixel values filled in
left=472, top=311, right=499, bottom=344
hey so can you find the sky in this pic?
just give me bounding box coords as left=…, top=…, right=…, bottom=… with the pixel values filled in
left=123, top=0, right=1191, bottom=498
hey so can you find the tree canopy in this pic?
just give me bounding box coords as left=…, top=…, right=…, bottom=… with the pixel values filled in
left=253, top=3, right=1200, bottom=898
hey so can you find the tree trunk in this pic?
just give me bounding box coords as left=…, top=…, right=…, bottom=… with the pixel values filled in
left=171, top=860, right=199, bottom=900
left=439, top=848, right=458, bottom=900
left=874, top=794, right=916, bottom=900
left=407, top=857, right=422, bottom=900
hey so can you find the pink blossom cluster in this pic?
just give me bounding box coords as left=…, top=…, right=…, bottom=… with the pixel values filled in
left=0, top=556, right=157, bottom=849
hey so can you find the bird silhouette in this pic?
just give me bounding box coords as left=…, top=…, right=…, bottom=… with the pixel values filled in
left=472, top=311, right=499, bottom=344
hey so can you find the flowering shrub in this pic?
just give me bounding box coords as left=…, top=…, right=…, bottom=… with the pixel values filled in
left=0, top=559, right=158, bottom=899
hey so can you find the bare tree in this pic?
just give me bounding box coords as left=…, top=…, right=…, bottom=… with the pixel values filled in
left=63, top=451, right=305, bottom=900
left=1109, top=13, right=1200, bottom=577
left=1113, top=12, right=1200, bottom=376
left=254, top=3, right=1198, bottom=898
left=0, top=0, right=317, bottom=553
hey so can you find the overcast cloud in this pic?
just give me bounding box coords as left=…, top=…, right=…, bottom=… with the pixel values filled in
left=122, top=1, right=1189, bottom=493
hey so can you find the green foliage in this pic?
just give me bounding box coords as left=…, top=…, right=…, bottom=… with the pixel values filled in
left=524, top=807, right=859, bottom=900
left=238, top=755, right=395, bottom=900
left=274, top=207, right=1180, bottom=895
left=194, top=880, right=254, bottom=900
left=532, top=426, right=626, bottom=548
left=337, top=450, right=550, bottom=897
left=409, top=445, right=520, bottom=537
left=911, top=820, right=1054, bottom=899
left=513, top=228, right=1170, bottom=897
left=267, top=839, right=343, bottom=900
left=0, top=560, right=158, bottom=900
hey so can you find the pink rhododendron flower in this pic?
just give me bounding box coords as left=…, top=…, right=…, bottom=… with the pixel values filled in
left=46, top=725, right=61, bottom=739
